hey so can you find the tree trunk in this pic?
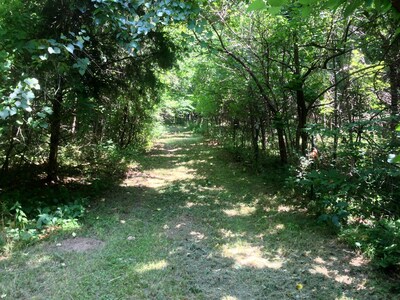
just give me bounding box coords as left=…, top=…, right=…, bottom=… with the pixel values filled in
left=277, top=126, right=288, bottom=164
left=389, top=62, right=399, bottom=145
left=294, top=41, right=308, bottom=155
left=260, top=118, right=266, bottom=151
left=119, top=105, right=128, bottom=148
left=296, top=89, right=308, bottom=155
left=47, top=77, right=64, bottom=182
left=1, top=127, right=16, bottom=174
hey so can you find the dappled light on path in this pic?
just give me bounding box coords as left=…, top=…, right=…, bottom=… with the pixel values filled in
left=223, top=203, right=257, bottom=217
left=221, top=242, right=283, bottom=269
left=117, top=129, right=386, bottom=299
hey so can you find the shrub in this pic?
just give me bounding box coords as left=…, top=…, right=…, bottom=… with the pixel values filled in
left=341, top=219, right=400, bottom=270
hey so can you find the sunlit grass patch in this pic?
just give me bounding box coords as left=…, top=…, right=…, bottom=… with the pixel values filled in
left=135, top=260, right=168, bottom=273
left=221, top=241, right=283, bottom=269
left=223, top=203, right=257, bottom=217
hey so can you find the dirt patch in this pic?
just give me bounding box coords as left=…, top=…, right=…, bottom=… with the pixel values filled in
left=54, top=237, right=105, bottom=253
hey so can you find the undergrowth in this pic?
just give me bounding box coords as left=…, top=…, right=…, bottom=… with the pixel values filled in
left=0, top=137, right=143, bottom=255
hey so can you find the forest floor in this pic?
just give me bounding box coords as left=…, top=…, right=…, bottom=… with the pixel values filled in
left=0, top=128, right=398, bottom=299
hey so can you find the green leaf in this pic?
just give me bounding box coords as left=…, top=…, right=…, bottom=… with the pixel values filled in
left=388, top=154, right=400, bottom=164
left=247, top=0, right=267, bottom=12
left=48, top=47, right=61, bottom=54
left=24, top=78, right=40, bottom=90
left=325, top=0, right=345, bottom=10
left=298, top=0, right=317, bottom=4
left=269, top=0, right=288, bottom=7
left=268, top=6, right=281, bottom=15
left=73, top=57, right=90, bottom=75
left=343, top=0, right=362, bottom=18
left=1, top=109, right=11, bottom=119
left=74, top=40, right=84, bottom=50
left=42, top=106, right=53, bottom=115
left=331, top=215, right=340, bottom=227
left=301, top=6, right=312, bottom=17
left=65, top=44, right=75, bottom=54
left=373, top=0, right=391, bottom=12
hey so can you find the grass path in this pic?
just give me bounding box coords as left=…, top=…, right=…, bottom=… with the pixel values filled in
left=0, top=129, right=396, bottom=299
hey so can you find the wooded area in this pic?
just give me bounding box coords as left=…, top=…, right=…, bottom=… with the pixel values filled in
left=1, top=0, right=399, bottom=293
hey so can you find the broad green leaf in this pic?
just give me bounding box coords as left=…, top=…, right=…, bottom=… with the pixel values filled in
left=74, top=40, right=84, bottom=50
left=325, top=0, right=345, bottom=10
left=9, top=107, right=17, bottom=116
left=247, top=0, right=267, bottom=12
left=24, top=78, right=40, bottom=90
left=0, top=109, right=10, bottom=119
left=298, top=0, right=317, bottom=4
left=268, top=6, right=281, bottom=15
left=269, top=0, right=288, bottom=7
left=301, top=6, right=312, bottom=17
left=388, top=154, right=400, bottom=163
left=48, top=47, right=61, bottom=54
left=65, top=44, right=75, bottom=54
left=343, top=0, right=362, bottom=18
left=42, top=106, right=53, bottom=115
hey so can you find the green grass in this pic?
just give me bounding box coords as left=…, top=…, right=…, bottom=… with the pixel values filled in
left=0, top=128, right=398, bottom=299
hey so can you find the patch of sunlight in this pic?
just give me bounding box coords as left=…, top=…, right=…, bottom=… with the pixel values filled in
left=219, top=229, right=246, bottom=239
left=149, top=153, right=184, bottom=158
left=190, top=231, right=205, bottom=241
left=335, top=296, right=357, bottom=300
left=309, top=265, right=331, bottom=277
left=26, top=255, right=52, bottom=268
left=308, top=264, right=365, bottom=287
left=223, top=203, right=256, bottom=217
left=135, top=260, right=168, bottom=273
left=166, top=147, right=182, bottom=152
left=221, top=242, right=282, bottom=269
left=349, top=256, right=368, bottom=267
left=277, top=205, right=294, bottom=212
left=122, top=166, right=200, bottom=189
left=184, top=201, right=207, bottom=208
left=314, top=256, right=326, bottom=264
left=221, top=296, right=238, bottom=300
left=187, top=159, right=207, bottom=165
left=269, top=223, right=285, bottom=234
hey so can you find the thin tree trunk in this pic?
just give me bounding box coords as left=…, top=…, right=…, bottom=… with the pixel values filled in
left=1, top=128, right=16, bottom=174
left=389, top=63, right=399, bottom=145
left=277, top=127, right=288, bottom=164
left=294, top=41, right=308, bottom=155
left=47, top=77, right=64, bottom=182
left=260, top=118, right=266, bottom=151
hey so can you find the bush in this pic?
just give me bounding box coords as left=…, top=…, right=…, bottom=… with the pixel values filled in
left=1, top=200, right=86, bottom=253
left=341, top=219, right=400, bottom=270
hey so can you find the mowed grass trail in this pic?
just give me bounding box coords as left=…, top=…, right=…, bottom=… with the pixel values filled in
left=0, top=129, right=396, bottom=299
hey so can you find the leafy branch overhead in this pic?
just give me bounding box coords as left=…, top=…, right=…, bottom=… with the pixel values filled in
left=248, top=0, right=400, bottom=16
